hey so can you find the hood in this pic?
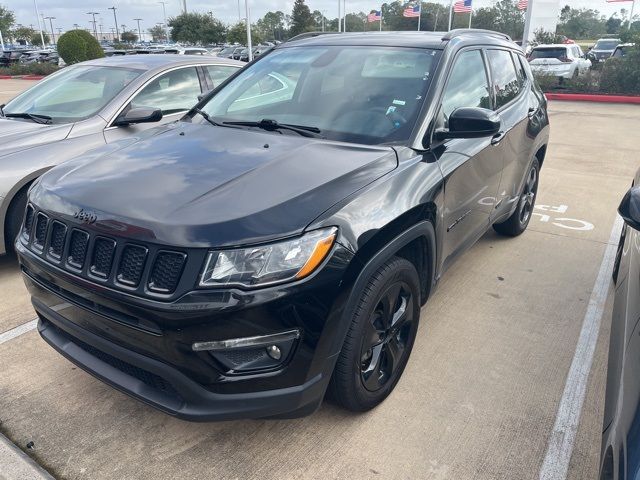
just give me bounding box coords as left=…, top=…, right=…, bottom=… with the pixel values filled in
left=33, top=122, right=397, bottom=247
left=0, top=118, right=73, bottom=157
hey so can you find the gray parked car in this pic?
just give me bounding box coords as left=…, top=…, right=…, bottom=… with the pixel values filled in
left=0, top=55, right=242, bottom=255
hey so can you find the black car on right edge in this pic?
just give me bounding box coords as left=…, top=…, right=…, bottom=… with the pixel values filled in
left=601, top=178, right=640, bottom=480
left=17, top=29, right=549, bottom=421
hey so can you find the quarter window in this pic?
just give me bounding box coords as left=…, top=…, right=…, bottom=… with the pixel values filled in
left=131, top=67, right=201, bottom=114
left=205, top=65, right=239, bottom=88
left=486, top=49, right=521, bottom=110
left=440, top=49, right=491, bottom=126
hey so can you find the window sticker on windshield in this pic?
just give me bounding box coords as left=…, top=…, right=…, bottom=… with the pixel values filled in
left=393, top=99, right=406, bottom=106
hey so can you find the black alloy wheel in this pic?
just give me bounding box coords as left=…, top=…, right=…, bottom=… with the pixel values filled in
left=493, top=158, right=540, bottom=237
left=328, top=256, right=420, bottom=411
left=359, top=281, right=415, bottom=392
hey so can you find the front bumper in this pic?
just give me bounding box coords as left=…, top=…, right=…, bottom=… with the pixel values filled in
left=18, top=240, right=355, bottom=421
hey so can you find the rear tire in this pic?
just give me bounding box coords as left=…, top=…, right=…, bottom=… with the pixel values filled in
left=5, top=187, right=29, bottom=255
left=493, top=158, right=540, bottom=237
left=328, top=256, right=420, bottom=412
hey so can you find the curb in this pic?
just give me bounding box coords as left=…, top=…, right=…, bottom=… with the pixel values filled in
left=545, top=93, right=640, bottom=104
left=0, top=433, right=55, bottom=479
left=0, top=75, right=46, bottom=80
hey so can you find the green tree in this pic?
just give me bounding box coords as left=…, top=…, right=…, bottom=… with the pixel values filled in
left=471, top=0, right=524, bottom=39
left=57, top=29, right=104, bottom=65
left=11, top=26, right=34, bottom=43
left=168, top=12, right=226, bottom=44
left=30, top=31, right=49, bottom=46
left=257, top=11, right=286, bottom=41
left=289, top=0, right=314, bottom=37
left=121, top=30, right=138, bottom=43
left=226, top=22, right=262, bottom=45
left=606, top=14, right=623, bottom=34
left=148, top=25, right=166, bottom=42
left=557, top=6, right=607, bottom=39
left=0, top=5, right=15, bottom=36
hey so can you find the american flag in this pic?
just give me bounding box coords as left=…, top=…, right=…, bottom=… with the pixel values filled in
left=517, top=0, right=528, bottom=10
left=367, top=10, right=382, bottom=22
left=403, top=5, right=421, bottom=17
left=453, top=0, right=472, bottom=13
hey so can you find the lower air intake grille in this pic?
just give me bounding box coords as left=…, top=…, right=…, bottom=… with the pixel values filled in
left=117, top=245, right=147, bottom=287
left=67, top=230, right=89, bottom=269
left=48, top=221, right=67, bottom=259
left=148, top=252, right=186, bottom=293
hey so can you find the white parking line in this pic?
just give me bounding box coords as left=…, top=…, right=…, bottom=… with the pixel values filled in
left=539, top=214, right=624, bottom=480
left=0, top=319, right=38, bottom=345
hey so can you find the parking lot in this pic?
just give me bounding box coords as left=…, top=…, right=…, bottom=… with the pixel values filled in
left=0, top=79, right=638, bottom=479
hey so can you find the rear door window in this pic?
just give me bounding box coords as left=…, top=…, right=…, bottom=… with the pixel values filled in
left=486, top=49, right=521, bottom=110
left=204, top=65, right=240, bottom=88
left=131, top=66, right=202, bottom=114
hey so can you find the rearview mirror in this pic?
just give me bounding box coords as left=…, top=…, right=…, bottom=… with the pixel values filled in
left=619, top=186, right=640, bottom=231
left=114, top=107, right=162, bottom=127
left=434, top=107, right=501, bottom=140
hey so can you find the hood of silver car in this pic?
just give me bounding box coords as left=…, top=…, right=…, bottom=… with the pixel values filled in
left=0, top=118, right=73, bottom=157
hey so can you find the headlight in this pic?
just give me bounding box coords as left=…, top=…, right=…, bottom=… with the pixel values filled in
left=200, top=227, right=337, bottom=288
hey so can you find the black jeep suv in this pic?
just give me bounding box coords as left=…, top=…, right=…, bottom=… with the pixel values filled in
left=17, top=29, right=549, bottom=421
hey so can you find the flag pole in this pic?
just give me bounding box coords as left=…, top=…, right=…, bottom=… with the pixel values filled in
left=468, top=7, right=473, bottom=28
left=629, top=0, right=636, bottom=30
left=245, top=0, right=253, bottom=61
left=434, top=10, right=439, bottom=31
left=448, top=0, right=454, bottom=31
left=338, top=0, right=341, bottom=32
left=417, top=2, right=422, bottom=31
left=380, top=4, right=383, bottom=31
left=0, top=29, right=4, bottom=52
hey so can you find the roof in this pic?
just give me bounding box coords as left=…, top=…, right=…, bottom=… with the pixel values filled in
left=532, top=44, right=573, bottom=49
left=282, top=30, right=517, bottom=50
left=81, top=54, right=242, bottom=70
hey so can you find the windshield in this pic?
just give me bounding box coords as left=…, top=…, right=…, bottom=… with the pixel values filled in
left=530, top=48, right=567, bottom=60
left=219, top=47, right=236, bottom=55
left=199, top=46, right=440, bottom=145
left=594, top=40, right=619, bottom=50
left=4, top=65, right=143, bottom=124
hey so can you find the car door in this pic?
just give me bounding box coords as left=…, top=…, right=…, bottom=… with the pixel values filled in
left=433, top=48, right=504, bottom=267
left=104, top=65, right=206, bottom=143
left=484, top=48, right=533, bottom=221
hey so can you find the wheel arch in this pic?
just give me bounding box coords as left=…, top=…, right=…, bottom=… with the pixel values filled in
left=0, top=167, right=49, bottom=254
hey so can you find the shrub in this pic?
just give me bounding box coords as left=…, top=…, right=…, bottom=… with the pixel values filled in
left=599, top=50, right=640, bottom=95
left=0, top=63, right=59, bottom=76
left=57, top=29, right=104, bottom=65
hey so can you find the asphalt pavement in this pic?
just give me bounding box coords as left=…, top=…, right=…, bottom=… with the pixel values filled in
left=0, top=80, right=637, bottom=480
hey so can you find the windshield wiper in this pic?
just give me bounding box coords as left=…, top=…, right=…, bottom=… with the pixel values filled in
left=190, top=107, right=223, bottom=127
left=4, top=112, right=52, bottom=125
left=223, top=119, right=323, bottom=138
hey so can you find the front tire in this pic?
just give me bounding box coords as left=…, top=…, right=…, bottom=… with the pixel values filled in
left=5, top=187, right=29, bottom=255
left=328, top=256, right=420, bottom=412
left=493, top=158, right=540, bottom=237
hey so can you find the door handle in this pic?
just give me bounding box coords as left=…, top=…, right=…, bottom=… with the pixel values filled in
left=528, top=107, right=537, bottom=118
left=491, top=131, right=505, bottom=145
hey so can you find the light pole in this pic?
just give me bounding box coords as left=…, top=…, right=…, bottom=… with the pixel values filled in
left=33, top=0, right=46, bottom=47
left=245, top=0, right=253, bottom=61
left=133, top=18, right=143, bottom=42
left=87, top=12, right=99, bottom=38
left=108, top=6, right=119, bottom=41
left=44, top=16, right=55, bottom=44
left=158, top=2, right=169, bottom=43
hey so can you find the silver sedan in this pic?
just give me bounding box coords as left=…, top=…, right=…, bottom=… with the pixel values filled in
left=0, top=55, right=243, bottom=254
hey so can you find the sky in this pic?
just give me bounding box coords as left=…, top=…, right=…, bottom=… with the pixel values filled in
left=3, top=0, right=634, bottom=35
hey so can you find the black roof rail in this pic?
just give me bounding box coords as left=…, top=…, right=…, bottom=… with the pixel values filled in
left=287, top=31, right=340, bottom=42
left=442, top=29, right=512, bottom=42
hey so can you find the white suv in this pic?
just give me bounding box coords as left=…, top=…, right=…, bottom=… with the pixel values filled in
left=528, top=44, right=591, bottom=79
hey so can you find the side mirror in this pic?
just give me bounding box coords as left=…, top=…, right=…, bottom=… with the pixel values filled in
left=114, top=107, right=162, bottom=127
left=619, top=186, right=640, bottom=231
left=435, top=107, right=501, bottom=140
